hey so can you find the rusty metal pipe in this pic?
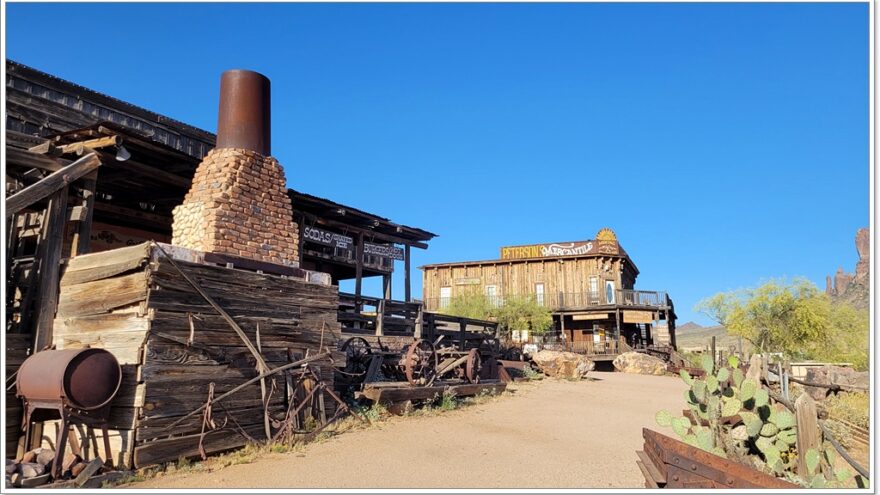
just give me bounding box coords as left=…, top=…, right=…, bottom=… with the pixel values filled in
left=216, top=69, right=271, bottom=156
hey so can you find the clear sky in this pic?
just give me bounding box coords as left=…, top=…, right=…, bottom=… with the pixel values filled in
left=5, top=3, right=870, bottom=325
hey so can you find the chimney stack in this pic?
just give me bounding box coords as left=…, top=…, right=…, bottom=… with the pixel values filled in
left=216, top=70, right=271, bottom=155
left=171, top=70, right=299, bottom=266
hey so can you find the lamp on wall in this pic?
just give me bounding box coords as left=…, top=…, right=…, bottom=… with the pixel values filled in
left=115, top=144, right=131, bottom=162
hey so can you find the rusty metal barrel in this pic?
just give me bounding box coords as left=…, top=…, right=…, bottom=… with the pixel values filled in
left=16, top=348, right=122, bottom=411
left=216, top=69, right=271, bottom=156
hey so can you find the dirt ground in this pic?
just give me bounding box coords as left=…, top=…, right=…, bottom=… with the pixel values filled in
left=131, top=372, right=687, bottom=489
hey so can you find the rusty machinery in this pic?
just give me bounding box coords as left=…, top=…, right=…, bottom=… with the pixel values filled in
left=340, top=337, right=490, bottom=389
left=16, top=348, right=122, bottom=478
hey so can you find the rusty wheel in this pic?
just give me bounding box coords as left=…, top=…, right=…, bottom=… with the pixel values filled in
left=341, top=337, right=372, bottom=375
left=465, top=349, right=482, bottom=384
left=404, top=339, right=437, bottom=386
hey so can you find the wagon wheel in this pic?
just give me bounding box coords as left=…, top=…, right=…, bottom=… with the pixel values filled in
left=465, top=349, right=482, bottom=384
left=404, top=340, right=438, bottom=386
left=341, top=337, right=372, bottom=375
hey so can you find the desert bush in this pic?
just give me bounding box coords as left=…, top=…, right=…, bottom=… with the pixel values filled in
left=824, top=392, right=869, bottom=429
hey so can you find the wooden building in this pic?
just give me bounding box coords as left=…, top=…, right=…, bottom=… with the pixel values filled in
left=4, top=60, right=435, bottom=461
left=420, top=228, right=677, bottom=357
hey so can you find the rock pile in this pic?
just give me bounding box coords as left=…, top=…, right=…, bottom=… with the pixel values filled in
left=172, top=147, right=299, bottom=265
left=804, top=365, right=869, bottom=401
left=612, top=352, right=667, bottom=375
left=531, top=350, right=595, bottom=379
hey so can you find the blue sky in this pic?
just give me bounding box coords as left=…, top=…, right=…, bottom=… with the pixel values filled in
left=5, top=3, right=870, bottom=325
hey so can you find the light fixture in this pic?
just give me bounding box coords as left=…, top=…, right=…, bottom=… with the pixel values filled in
left=115, top=144, right=131, bottom=162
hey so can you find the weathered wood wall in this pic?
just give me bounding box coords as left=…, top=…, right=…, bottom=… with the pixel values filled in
left=42, top=242, right=342, bottom=468
left=422, top=255, right=637, bottom=304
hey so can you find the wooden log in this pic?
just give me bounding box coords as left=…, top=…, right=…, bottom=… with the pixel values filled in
left=6, top=153, right=100, bottom=218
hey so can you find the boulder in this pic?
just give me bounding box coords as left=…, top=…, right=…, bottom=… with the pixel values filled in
left=35, top=449, right=54, bottom=467
left=531, top=350, right=594, bottom=379
left=19, top=462, right=44, bottom=479
left=613, top=352, right=667, bottom=375
left=804, top=365, right=869, bottom=401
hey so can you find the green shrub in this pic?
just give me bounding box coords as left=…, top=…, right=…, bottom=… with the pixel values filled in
left=825, top=392, right=869, bottom=429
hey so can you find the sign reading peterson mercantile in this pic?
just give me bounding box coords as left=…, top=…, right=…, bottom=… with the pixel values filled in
left=499, top=228, right=620, bottom=260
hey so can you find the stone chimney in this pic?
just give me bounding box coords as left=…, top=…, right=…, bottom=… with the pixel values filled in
left=172, top=70, right=299, bottom=265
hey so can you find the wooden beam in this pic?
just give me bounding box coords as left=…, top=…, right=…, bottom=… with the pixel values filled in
left=383, top=274, right=392, bottom=300
left=355, top=232, right=364, bottom=311
left=6, top=153, right=101, bottom=218
left=6, top=146, right=64, bottom=172
left=33, top=188, right=69, bottom=350
left=91, top=202, right=171, bottom=230
left=56, top=135, right=120, bottom=155
left=296, top=211, right=429, bottom=249
left=404, top=244, right=411, bottom=302
left=72, top=171, right=98, bottom=256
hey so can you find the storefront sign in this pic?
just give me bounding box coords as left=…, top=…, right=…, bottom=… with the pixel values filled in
left=302, top=226, right=353, bottom=249
left=364, top=242, right=404, bottom=260
left=500, top=229, right=620, bottom=260
left=572, top=313, right=608, bottom=321
left=623, top=310, right=656, bottom=324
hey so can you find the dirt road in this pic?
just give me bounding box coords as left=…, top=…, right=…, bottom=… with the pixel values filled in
left=133, top=372, right=687, bottom=489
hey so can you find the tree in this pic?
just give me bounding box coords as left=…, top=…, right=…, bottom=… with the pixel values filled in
left=440, top=293, right=553, bottom=336
left=695, top=278, right=830, bottom=358
left=695, top=278, right=869, bottom=370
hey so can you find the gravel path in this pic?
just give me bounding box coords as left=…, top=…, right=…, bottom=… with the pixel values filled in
left=132, top=372, right=687, bottom=489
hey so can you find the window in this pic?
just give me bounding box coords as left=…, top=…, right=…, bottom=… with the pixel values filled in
left=535, top=283, right=545, bottom=306
left=589, top=276, right=599, bottom=305
left=485, top=285, right=499, bottom=307
left=439, top=287, right=452, bottom=309
left=605, top=280, right=616, bottom=304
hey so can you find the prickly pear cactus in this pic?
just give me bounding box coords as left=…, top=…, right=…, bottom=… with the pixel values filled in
left=655, top=354, right=866, bottom=488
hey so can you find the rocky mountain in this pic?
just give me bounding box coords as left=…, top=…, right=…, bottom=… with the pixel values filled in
left=825, top=227, right=870, bottom=310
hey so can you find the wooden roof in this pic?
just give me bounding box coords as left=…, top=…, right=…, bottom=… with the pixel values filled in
left=290, top=189, right=437, bottom=246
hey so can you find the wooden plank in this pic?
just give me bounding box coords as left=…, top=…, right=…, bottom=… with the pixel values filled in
left=636, top=450, right=666, bottom=484
left=6, top=153, right=100, bottom=217
left=56, top=270, right=149, bottom=318
left=33, top=188, right=69, bottom=350
left=362, top=381, right=506, bottom=403
left=133, top=425, right=264, bottom=468
left=795, top=394, right=820, bottom=478
left=6, top=146, right=65, bottom=172
left=637, top=461, right=660, bottom=489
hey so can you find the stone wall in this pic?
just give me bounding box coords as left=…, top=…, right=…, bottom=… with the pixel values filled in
left=172, top=147, right=299, bottom=265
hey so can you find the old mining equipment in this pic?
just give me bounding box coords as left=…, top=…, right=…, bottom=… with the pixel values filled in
left=16, top=348, right=122, bottom=478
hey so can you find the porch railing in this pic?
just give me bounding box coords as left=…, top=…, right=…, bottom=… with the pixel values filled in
left=425, top=289, right=669, bottom=312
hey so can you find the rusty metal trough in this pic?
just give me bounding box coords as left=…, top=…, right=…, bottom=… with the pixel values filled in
left=16, top=348, right=122, bottom=478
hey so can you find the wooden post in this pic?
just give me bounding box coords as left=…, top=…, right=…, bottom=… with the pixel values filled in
left=404, top=244, right=411, bottom=302
left=354, top=232, right=364, bottom=311
left=459, top=319, right=467, bottom=351
left=71, top=171, right=97, bottom=256
left=710, top=336, right=717, bottom=372
left=375, top=299, right=385, bottom=337
left=33, top=188, right=69, bottom=350
left=414, top=304, right=424, bottom=339
left=795, top=394, right=820, bottom=478
left=383, top=274, right=392, bottom=301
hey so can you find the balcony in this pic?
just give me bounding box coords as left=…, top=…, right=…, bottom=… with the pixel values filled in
left=424, top=289, right=670, bottom=312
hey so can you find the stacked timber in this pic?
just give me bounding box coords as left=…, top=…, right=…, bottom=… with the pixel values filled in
left=46, top=242, right=341, bottom=469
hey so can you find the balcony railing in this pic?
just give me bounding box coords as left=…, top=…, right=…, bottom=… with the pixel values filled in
left=425, top=289, right=669, bottom=312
